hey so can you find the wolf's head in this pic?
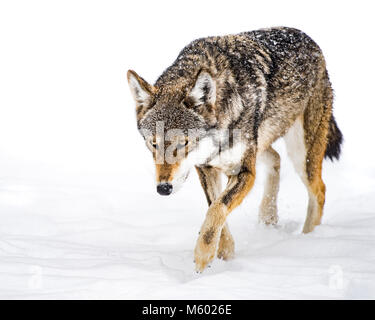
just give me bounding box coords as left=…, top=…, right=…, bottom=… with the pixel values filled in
left=127, top=69, right=218, bottom=195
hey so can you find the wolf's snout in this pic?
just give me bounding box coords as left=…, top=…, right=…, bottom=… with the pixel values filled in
left=157, top=183, right=173, bottom=196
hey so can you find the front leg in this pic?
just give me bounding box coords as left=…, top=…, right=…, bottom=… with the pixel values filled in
left=195, top=166, right=235, bottom=261
left=195, top=155, right=256, bottom=272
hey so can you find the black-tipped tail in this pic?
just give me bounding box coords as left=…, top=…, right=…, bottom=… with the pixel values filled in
left=324, top=115, right=343, bottom=161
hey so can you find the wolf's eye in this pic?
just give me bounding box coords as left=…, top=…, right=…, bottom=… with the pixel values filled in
left=152, top=142, right=158, bottom=150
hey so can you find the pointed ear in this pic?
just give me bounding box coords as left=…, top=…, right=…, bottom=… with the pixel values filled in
left=127, top=70, right=155, bottom=106
left=188, top=71, right=216, bottom=106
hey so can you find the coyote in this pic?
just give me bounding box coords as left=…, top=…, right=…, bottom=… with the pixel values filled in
left=127, top=27, right=343, bottom=272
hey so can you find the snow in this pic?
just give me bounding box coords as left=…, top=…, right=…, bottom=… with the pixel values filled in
left=0, top=148, right=374, bottom=299
left=0, top=0, right=375, bottom=299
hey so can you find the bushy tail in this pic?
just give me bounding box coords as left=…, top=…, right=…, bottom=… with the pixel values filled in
left=324, top=115, right=343, bottom=161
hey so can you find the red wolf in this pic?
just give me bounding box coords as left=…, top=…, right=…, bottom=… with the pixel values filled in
left=127, top=27, right=343, bottom=272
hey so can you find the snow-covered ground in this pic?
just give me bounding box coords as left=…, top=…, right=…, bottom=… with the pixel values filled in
left=1, top=146, right=374, bottom=299
left=0, top=0, right=374, bottom=299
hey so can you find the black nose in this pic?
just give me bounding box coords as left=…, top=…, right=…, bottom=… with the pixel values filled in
left=157, top=183, right=173, bottom=196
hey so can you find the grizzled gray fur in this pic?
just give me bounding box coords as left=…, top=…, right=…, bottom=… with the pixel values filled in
left=127, top=27, right=343, bottom=272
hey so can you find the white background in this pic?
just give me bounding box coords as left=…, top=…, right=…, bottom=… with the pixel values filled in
left=0, top=0, right=374, bottom=299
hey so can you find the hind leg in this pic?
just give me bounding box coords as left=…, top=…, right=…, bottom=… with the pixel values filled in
left=302, top=117, right=328, bottom=233
left=195, top=166, right=234, bottom=260
left=302, top=73, right=332, bottom=232
left=302, top=130, right=327, bottom=233
left=284, top=115, right=327, bottom=233
left=258, top=147, right=280, bottom=225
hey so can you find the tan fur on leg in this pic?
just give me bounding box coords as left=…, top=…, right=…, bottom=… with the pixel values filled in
left=217, top=222, right=235, bottom=260
left=284, top=115, right=327, bottom=234
left=195, top=166, right=235, bottom=261
left=195, top=155, right=256, bottom=272
left=302, top=168, right=326, bottom=233
left=301, top=66, right=331, bottom=233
